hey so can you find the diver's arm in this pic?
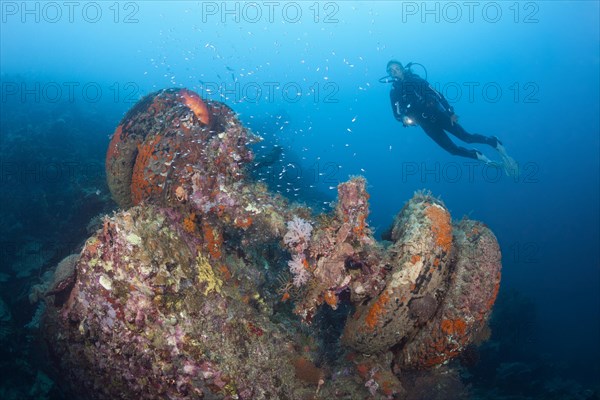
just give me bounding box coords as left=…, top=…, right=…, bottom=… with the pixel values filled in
left=423, top=81, right=454, bottom=115
left=390, top=90, right=405, bottom=122
left=436, top=89, right=454, bottom=115
left=410, top=74, right=454, bottom=116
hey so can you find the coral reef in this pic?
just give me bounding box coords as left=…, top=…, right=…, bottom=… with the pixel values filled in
left=45, top=254, right=79, bottom=305
left=42, top=89, right=504, bottom=399
left=43, top=205, right=314, bottom=399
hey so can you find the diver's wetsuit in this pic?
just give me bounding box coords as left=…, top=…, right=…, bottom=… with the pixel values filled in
left=390, top=72, right=499, bottom=159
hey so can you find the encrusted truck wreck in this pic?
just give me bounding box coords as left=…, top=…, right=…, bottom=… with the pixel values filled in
left=42, top=88, right=502, bottom=399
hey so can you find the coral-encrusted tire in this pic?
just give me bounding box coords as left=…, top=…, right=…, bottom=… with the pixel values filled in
left=106, top=88, right=242, bottom=209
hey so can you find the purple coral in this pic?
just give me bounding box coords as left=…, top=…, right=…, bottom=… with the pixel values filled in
left=288, top=253, right=311, bottom=287
left=283, top=216, right=313, bottom=252
left=284, top=217, right=314, bottom=287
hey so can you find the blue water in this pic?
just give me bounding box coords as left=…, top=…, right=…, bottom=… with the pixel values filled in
left=1, top=1, right=598, bottom=398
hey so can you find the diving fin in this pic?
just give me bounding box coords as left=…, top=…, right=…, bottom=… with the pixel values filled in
left=476, top=151, right=503, bottom=169
left=495, top=142, right=520, bottom=178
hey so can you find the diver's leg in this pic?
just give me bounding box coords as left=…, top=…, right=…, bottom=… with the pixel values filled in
left=421, top=123, right=479, bottom=159
left=444, top=120, right=519, bottom=175
left=444, top=121, right=499, bottom=148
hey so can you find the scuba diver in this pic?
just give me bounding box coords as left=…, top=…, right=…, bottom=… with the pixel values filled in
left=383, top=60, right=518, bottom=175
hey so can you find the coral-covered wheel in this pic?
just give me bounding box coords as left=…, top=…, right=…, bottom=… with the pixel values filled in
left=106, top=88, right=249, bottom=209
